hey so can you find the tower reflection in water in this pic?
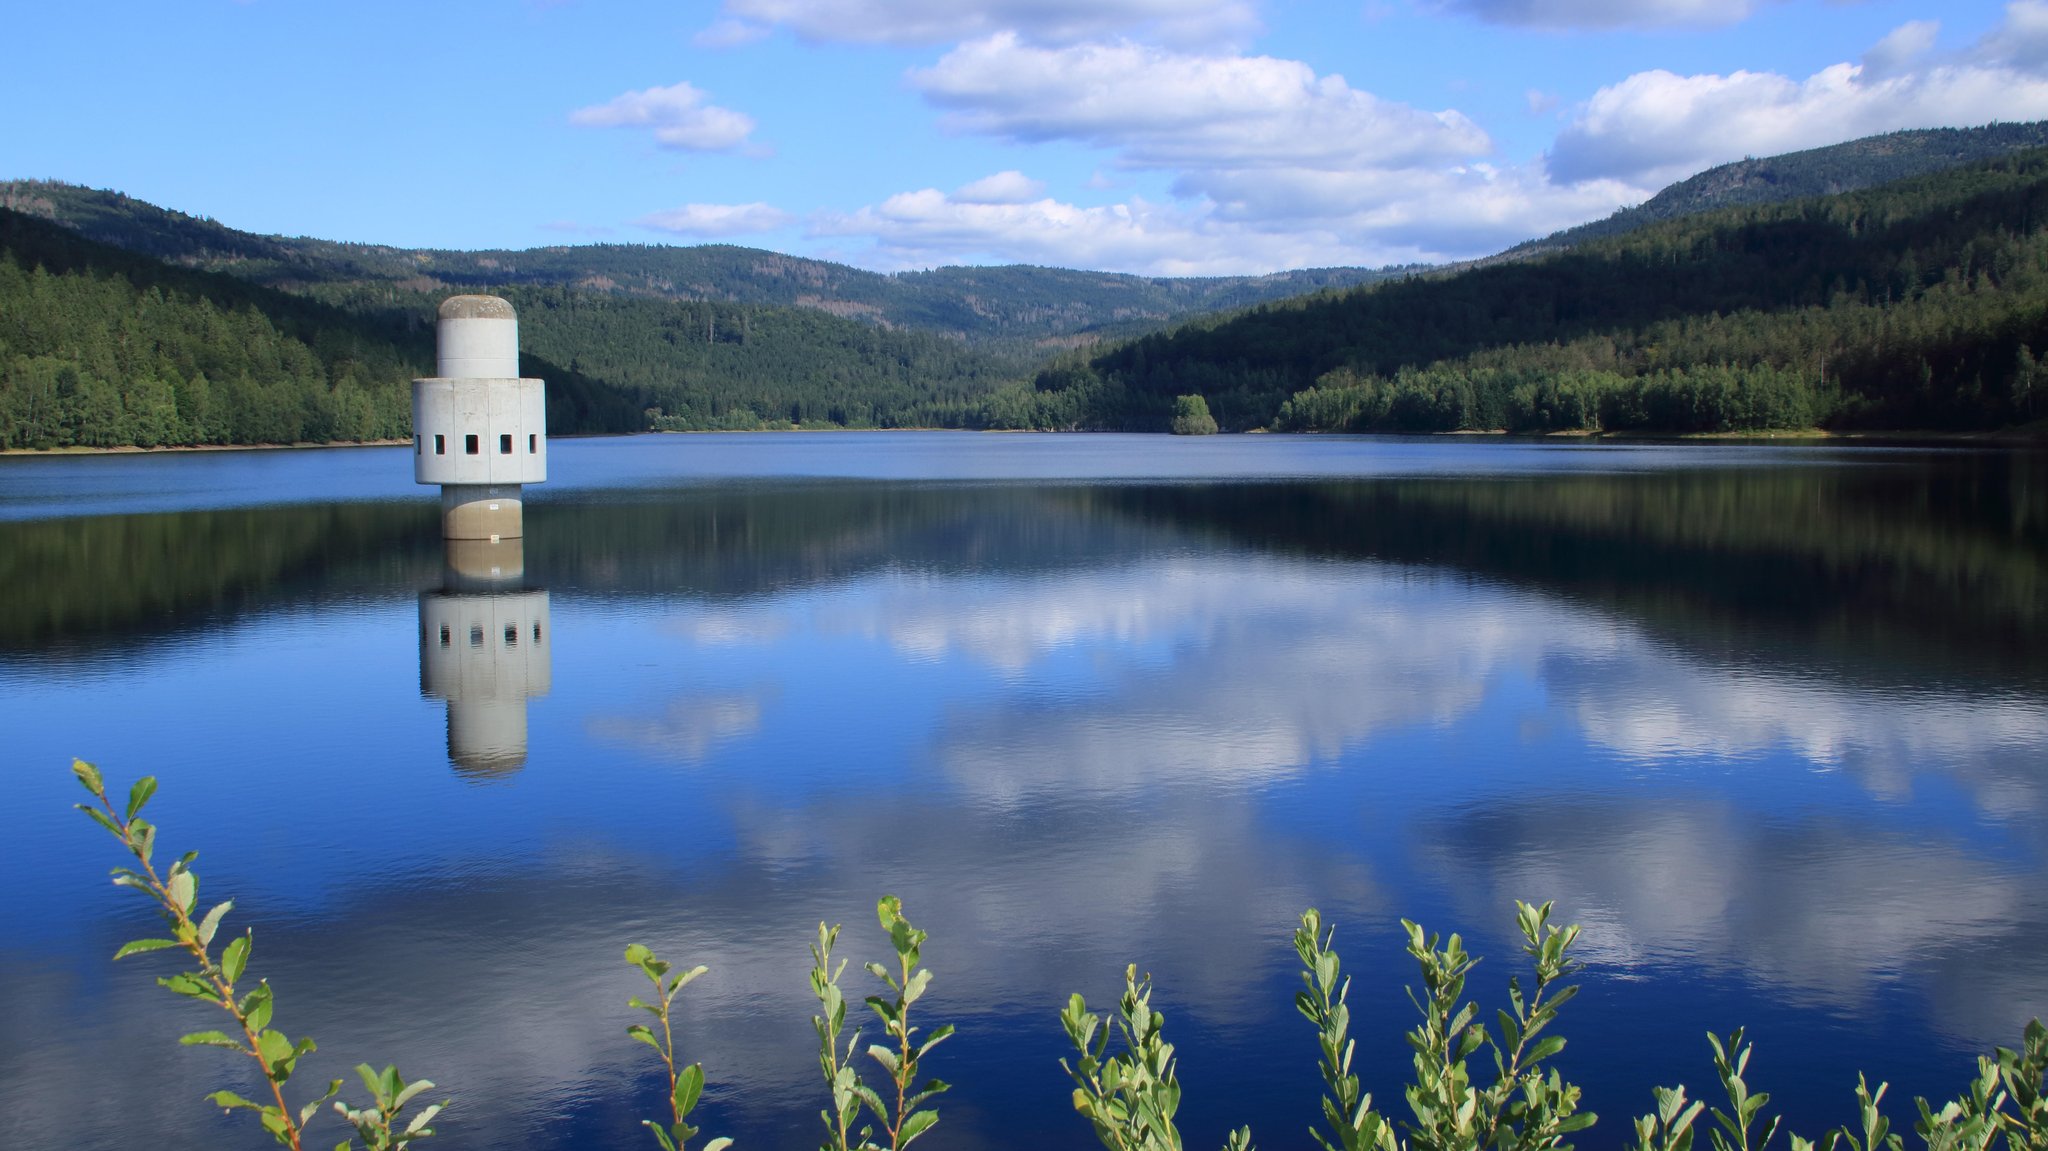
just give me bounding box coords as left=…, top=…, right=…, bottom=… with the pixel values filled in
left=418, top=537, right=551, bottom=777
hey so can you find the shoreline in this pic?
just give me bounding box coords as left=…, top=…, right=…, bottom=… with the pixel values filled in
left=1, top=438, right=412, bottom=458
left=6, top=425, right=2043, bottom=458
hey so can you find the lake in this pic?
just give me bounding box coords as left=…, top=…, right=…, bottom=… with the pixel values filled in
left=3, top=432, right=2045, bottom=1151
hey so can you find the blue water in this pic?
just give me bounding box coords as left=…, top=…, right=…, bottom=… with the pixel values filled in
left=2, top=433, right=2043, bottom=1151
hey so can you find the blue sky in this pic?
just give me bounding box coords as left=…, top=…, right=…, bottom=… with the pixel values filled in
left=3, top=0, right=2042, bottom=275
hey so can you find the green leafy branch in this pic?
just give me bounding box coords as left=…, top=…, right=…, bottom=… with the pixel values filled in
left=1638, top=1022, right=2048, bottom=1151
left=1062, top=963, right=1255, bottom=1151
left=623, top=943, right=732, bottom=1151
left=859, top=896, right=952, bottom=1151
left=809, top=897, right=952, bottom=1151
left=72, top=759, right=442, bottom=1151
left=811, top=922, right=870, bottom=1151
left=1296, top=909, right=1400, bottom=1151
left=1400, top=900, right=1594, bottom=1151
left=333, top=1065, right=446, bottom=1151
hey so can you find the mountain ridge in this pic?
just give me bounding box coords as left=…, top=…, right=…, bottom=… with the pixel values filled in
left=1008, top=147, right=2048, bottom=434
left=1503, top=121, right=2048, bottom=260
left=0, top=180, right=1407, bottom=349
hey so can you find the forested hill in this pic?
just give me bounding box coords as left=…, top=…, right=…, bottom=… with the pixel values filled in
left=0, top=207, right=1013, bottom=448
left=1012, top=149, right=2048, bottom=434
left=1506, top=121, right=2048, bottom=258
left=0, top=181, right=1398, bottom=348
left=0, top=206, right=430, bottom=448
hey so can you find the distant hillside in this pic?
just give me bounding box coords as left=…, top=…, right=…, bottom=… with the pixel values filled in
left=0, top=181, right=1400, bottom=349
left=1012, top=149, right=2048, bottom=434
left=0, top=206, right=423, bottom=449
left=1508, top=121, right=2048, bottom=258
left=0, top=206, right=1018, bottom=448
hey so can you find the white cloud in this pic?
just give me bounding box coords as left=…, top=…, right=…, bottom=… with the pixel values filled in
left=912, top=33, right=1489, bottom=171
left=569, top=82, right=758, bottom=152
left=953, top=169, right=1047, bottom=204
left=813, top=183, right=1527, bottom=273
left=764, top=1, right=2048, bottom=272
left=1863, top=20, right=1940, bottom=80
left=716, top=0, right=1260, bottom=47
left=830, top=32, right=1655, bottom=271
left=587, top=686, right=773, bottom=763
left=812, top=189, right=1268, bottom=274
left=688, top=551, right=2048, bottom=828
left=1551, top=6, right=2048, bottom=186
left=1430, top=0, right=1770, bottom=30
left=1981, top=0, right=2048, bottom=71
left=1184, top=162, right=1644, bottom=251
left=639, top=202, right=794, bottom=238
left=813, top=160, right=1645, bottom=273
left=1420, top=799, right=2048, bottom=1033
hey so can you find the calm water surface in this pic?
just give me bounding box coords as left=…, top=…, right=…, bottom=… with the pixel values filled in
left=2, top=433, right=2044, bottom=1151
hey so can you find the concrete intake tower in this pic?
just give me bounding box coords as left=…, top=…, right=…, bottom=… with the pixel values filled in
left=413, top=295, right=547, bottom=539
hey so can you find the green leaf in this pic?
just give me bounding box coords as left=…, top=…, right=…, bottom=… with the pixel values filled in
left=72, top=759, right=105, bottom=796
left=179, top=1030, right=244, bottom=1050
left=403, top=1101, right=444, bottom=1136
left=906, top=1080, right=952, bottom=1109
left=158, top=972, right=214, bottom=999
left=917, top=1023, right=956, bottom=1058
left=852, top=1083, right=889, bottom=1121
left=903, top=967, right=933, bottom=1006
left=627, top=1023, right=662, bottom=1051
left=242, top=983, right=275, bottom=1031
left=644, top=1120, right=678, bottom=1151
left=899, top=1108, right=941, bottom=1145
left=258, top=1030, right=314, bottom=1082
left=78, top=804, right=122, bottom=837
left=166, top=868, right=195, bottom=915
left=223, top=933, right=251, bottom=985
left=114, top=937, right=179, bottom=960
left=355, top=1062, right=386, bottom=1101
left=393, top=1076, right=435, bottom=1112
left=674, top=1062, right=705, bottom=1117
left=125, top=776, right=157, bottom=821
left=207, top=1090, right=263, bottom=1112
left=196, top=901, right=234, bottom=948
left=300, top=1080, right=342, bottom=1127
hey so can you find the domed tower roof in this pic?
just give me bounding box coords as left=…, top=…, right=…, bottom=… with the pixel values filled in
left=437, top=295, right=518, bottom=321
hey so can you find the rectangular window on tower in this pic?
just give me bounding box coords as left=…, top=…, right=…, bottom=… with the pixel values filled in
left=434, top=434, right=446, bottom=455
left=465, top=434, right=479, bottom=455
left=529, top=433, right=537, bottom=453
left=414, top=436, right=421, bottom=455
left=499, top=433, right=513, bottom=454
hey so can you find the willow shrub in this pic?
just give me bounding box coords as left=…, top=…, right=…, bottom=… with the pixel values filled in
left=73, top=761, right=2048, bottom=1151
